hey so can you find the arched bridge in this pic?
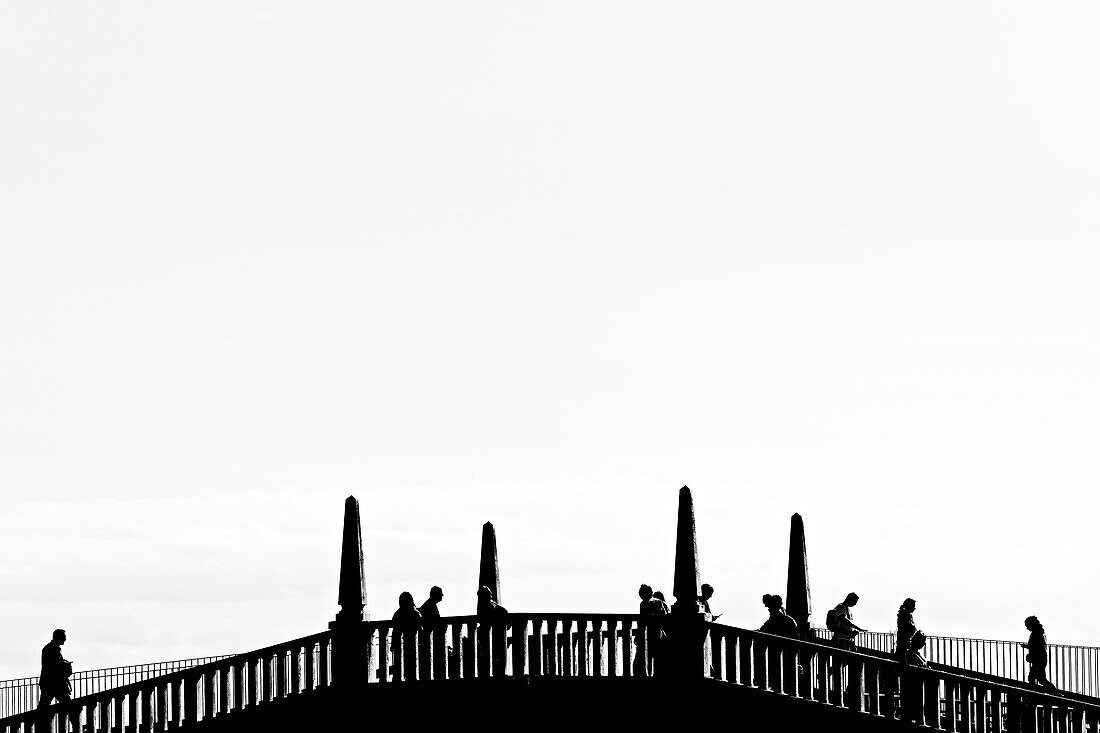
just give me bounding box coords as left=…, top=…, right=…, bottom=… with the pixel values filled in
left=2, top=489, right=1098, bottom=733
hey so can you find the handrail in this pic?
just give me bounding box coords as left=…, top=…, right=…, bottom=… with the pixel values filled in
left=813, top=626, right=1100, bottom=698
left=1, top=630, right=333, bottom=733
left=0, top=656, right=233, bottom=720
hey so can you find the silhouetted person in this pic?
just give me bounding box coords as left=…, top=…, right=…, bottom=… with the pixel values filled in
left=759, top=594, right=798, bottom=638
left=700, top=583, right=715, bottom=615
left=476, top=585, right=508, bottom=622
left=419, top=586, right=444, bottom=625
left=1021, top=616, right=1059, bottom=694
left=635, top=584, right=667, bottom=676
left=831, top=592, right=864, bottom=650
left=896, top=598, right=928, bottom=667
left=37, top=629, right=72, bottom=709
left=392, top=591, right=423, bottom=633
left=652, top=590, right=670, bottom=614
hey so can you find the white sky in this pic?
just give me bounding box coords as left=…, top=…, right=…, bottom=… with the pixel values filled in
left=2, top=0, right=1099, bottom=680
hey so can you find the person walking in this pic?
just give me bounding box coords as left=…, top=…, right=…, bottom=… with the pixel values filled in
left=896, top=598, right=928, bottom=667
left=37, top=629, right=73, bottom=709
left=829, top=593, right=865, bottom=650
left=1021, top=616, right=1060, bottom=695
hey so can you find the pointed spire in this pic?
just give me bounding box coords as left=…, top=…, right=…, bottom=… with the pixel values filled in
left=785, top=513, right=812, bottom=637
left=337, top=496, right=366, bottom=622
left=479, top=521, right=501, bottom=604
left=672, top=485, right=701, bottom=614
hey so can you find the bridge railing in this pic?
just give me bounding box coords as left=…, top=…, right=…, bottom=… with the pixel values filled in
left=367, top=613, right=662, bottom=682
left=0, top=657, right=232, bottom=719
left=1, top=631, right=331, bottom=733
left=812, top=628, right=1100, bottom=698
left=710, top=625, right=1100, bottom=732
left=11, top=614, right=1100, bottom=732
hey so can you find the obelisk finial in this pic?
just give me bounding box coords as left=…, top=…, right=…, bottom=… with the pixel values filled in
left=785, top=512, right=812, bottom=637
left=671, top=486, right=701, bottom=614
left=479, top=521, right=501, bottom=604
left=337, top=495, right=366, bottom=621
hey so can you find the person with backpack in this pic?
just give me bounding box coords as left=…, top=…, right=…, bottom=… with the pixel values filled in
left=1021, top=616, right=1060, bottom=695
left=827, top=592, right=865, bottom=650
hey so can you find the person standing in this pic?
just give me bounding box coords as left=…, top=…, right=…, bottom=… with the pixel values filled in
left=37, top=629, right=72, bottom=709
left=896, top=598, right=928, bottom=667
left=634, top=584, right=667, bottom=676
left=1021, top=616, right=1060, bottom=694
left=419, top=586, right=444, bottom=625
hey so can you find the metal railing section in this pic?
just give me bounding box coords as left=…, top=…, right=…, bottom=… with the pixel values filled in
left=0, top=657, right=232, bottom=719
left=1, top=632, right=331, bottom=733
left=812, top=628, right=1100, bottom=698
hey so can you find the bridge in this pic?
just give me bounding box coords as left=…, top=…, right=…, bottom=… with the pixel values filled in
left=3, top=488, right=1099, bottom=732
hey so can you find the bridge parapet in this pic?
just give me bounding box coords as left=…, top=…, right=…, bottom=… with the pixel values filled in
left=6, top=615, right=1100, bottom=733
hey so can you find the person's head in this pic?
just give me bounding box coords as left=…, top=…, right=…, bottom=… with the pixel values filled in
left=638, top=584, right=653, bottom=601
left=477, top=585, right=494, bottom=602
left=900, top=598, right=916, bottom=612
left=845, top=592, right=860, bottom=607
left=700, top=583, right=714, bottom=601
left=653, top=591, right=666, bottom=602
left=1025, top=615, right=1043, bottom=633
left=429, top=586, right=444, bottom=602
left=763, top=594, right=782, bottom=612
left=398, top=591, right=415, bottom=610
left=52, top=629, right=66, bottom=645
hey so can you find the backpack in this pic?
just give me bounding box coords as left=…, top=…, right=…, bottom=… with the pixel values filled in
left=825, top=608, right=838, bottom=631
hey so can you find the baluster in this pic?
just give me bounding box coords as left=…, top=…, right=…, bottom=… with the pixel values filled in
left=976, top=686, right=989, bottom=733
left=127, top=691, right=138, bottom=732
left=866, top=662, right=880, bottom=716
left=924, top=673, right=941, bottom=730
left=961, top=682, right=974, bottom=733
left=739, top=634, right=754, bottom=687
left=275, top=651, right=287, bottom=699
left=292, top=647, right=302, bottom=696
left=577, top=620, right=589, bottom=677
left=450, top=622, right=463, bottom=680
left=530, top=618, right=544, bottom=678
left=304, top=643, right=316, bottom=692
left=546, top=619, right=559, bottom=677
left=417, top=628, right=433, bottom=681
left=202, top=671, right=214, bottom=720
left=98, top=697, right=109, bottom=733
left=620, top=621, right=632, bottom=678
left=712, top=630, right=724, bottom=681
left=69, top=704, right=83, bottom=733
left=475, top=623, right=490, bottom=680
left=218, top=665, right=229, bottom=714
left=403, top=630, right=418, bottom=682
left=592, top=620, right=603, bottom=677
left=636, top=619, right=649, bottom=678
left=316, top=639, right=328, bottom=689
left=245, top=658, right=257, bottom=707
left=184, top=673, right=198, bottom=724
left=391, top=632, right=404, bottom=682
left=140, top=687, right=153, bottom=732
left=1070, top=706, right=1083, bottom=733
left=830, top=650, right=843, bottom=706
left=512, top=618, right=528, bottom=680
left=607, top=620, right=618, bottom=677
left=945, top=678, right=958, bottom=732
left=726, top=634, right=737, bottom=687
left=157, top=682, right=168, bottom=732
left=463, top=621, right=477, bottom=679
left=991, top=688, right=1006, bottom=733
left=853, top=660, right=866, bottom=712
left=560, top=619, right=573, bottom=677
left=433, top=626, right=448, bottom=680
left=378, top=629, right=390, bottom=683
